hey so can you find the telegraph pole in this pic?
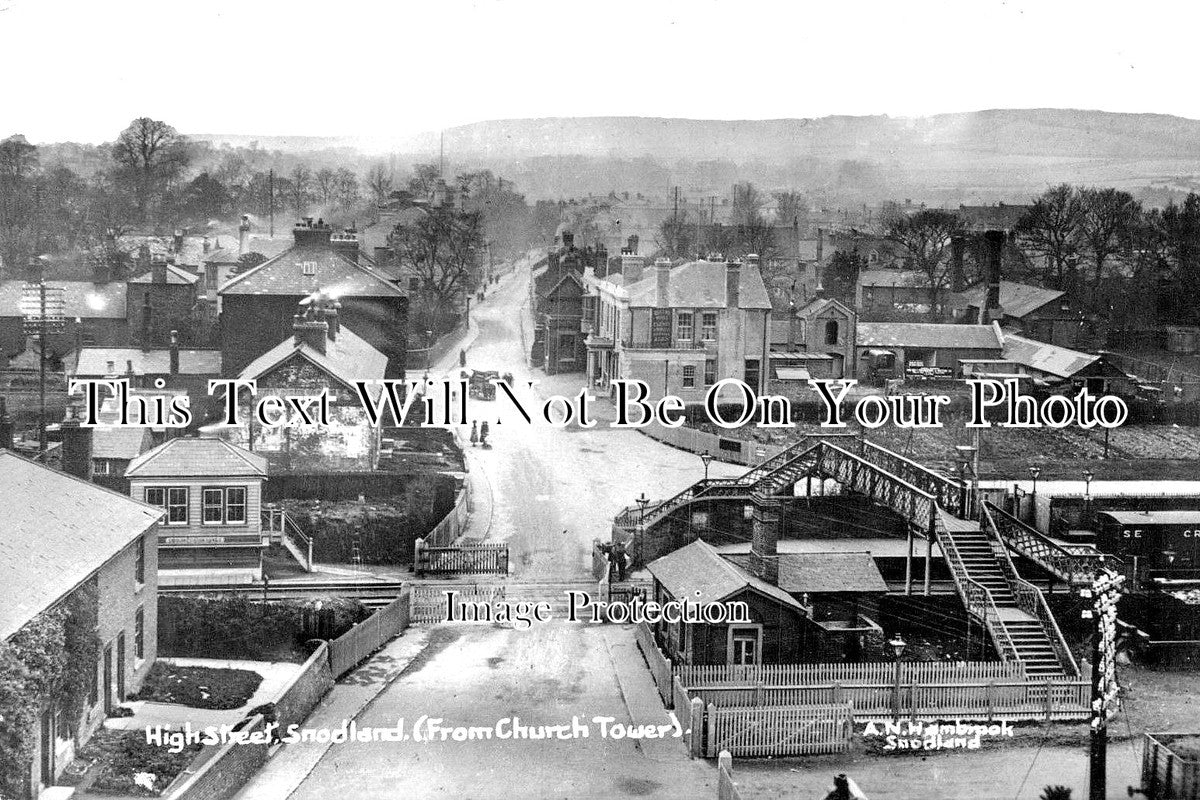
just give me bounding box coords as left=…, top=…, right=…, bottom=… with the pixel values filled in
left=22, top=256, right=63, bottom=454
left=269, top=169, right=275, bottom=238
left=1085, top=569, right=1124, bottom=800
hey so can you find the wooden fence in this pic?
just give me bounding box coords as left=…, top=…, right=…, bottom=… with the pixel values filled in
left=328, top=590, right=412, bottom=678
left=1142, top=732, right=1200, bottom=799
left=634, top=621, right=674, bottom=706
left=716, top=751, right=744, bottom=800
left=677, top=660, right=1025, bottom=688
left=706, top=703, right=854, bottom=758
left=414, top=539, right=509, bottom=576
left=689, top=678, right=1090, bottom=723
left=425, top=485, right=472, bottom=548
left=409, top=582, right=507, bottom=624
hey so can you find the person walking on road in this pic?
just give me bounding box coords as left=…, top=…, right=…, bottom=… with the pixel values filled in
left=460, top=348, right=467, bottom=368
left=470, top=421, right=479, bottom=447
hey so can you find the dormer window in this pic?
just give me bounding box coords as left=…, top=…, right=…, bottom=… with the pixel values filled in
left=301, top=261, right=317, bottom=276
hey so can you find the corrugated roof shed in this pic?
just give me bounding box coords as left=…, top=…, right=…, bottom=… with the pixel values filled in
left=954, top=281, right=1066, bottom=319
left=646, top=539, right=805, bottom=610
left=626, top=260, right=772, bottom=309
left=1001, top=333, right=1097, bottom=379
left=0, top=450, right=162, bottom=641
left=856, top=322, right=1002, bottom=350
left=125, top=437, right=268, bottom=478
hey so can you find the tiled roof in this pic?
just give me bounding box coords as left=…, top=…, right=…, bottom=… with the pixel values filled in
left=647, top=539, right=806, bottom=610
left=0, top=280, right=127, bottom=319
left=92, top=427, right=154, bottom=460
left=857, top=269, right=930, bottom=288
left=953, top=281, right=1066, bottom=319
left=128, top=263, right=199, bottom=285
left=219, top=245, right=405, bottom=298
left=74, top=347, right=222, bottom=377
left=776, top=552, right=887, bottom=593
left=0, top=450, right=163, bottom=641
left=856, top=322, right=1002, bottom=350
left=237, top=325, right=388, bottom=390
left=116, top=235, right=210, bottom=268
left=1001, top=333, right=1098, bottom=379
left=626, top=260, right=772, bottom=310
left=125, top=437, right=268, bottom=479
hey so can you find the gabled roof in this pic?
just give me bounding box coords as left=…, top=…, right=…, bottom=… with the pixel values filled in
left=0, top=280, right=127, bottom=319
left=0, top=450, right=163, bottom=641
left=128, top=263, right=199, bottom=285
left=75, top=347, right=222, bottom=377
left=777, top=552, right=888, bottom=593
left=954, top=281, right=1066, bottom=319
left=796, top=296, right=855, bottom=320
left=626, top=260, right=772, bottom=310
left=237, top=325, right=387, bottom=391
left=125, top=437, right=268, bottom=479
left=218, top=244, right=405, bottom=298
left=1001, top=333, right=1098, bottom=379
left=647, top=539, right=806, bottom=610
left=92, top=427, right=154, bottom=460
left=856, top=322, right=1002, bottom=350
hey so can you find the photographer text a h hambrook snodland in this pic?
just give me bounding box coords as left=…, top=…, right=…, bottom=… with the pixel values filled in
left=67, top=375, right=1127, bottom=431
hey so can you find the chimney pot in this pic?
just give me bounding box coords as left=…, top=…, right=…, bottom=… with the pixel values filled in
left=725, top=260, right=741, bottom=308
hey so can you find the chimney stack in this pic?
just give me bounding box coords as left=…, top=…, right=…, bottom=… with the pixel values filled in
left=331, top=229, right=361, bottom=264
left=169, top=330, right=179, bottom=376
left=983, top=229, right=1004, bottom=324
left=655, top=258, right=671, bottom=308
left=561, top=231, right=575, bottom=250
left=293, top=307, right=329, bottom=355
left=293, top=217, right=333, bottom=247
left=61, top=419, right=93, bottom=483
left=173, top=229, right=184, bottom=254
left=816, top=228, right=824, bottom=263
left=151, top=253, right=168, bottom=285
left=0, top=397, right=13, bottom=451
left=326, top=299, right=341, bottom=341
left=238, top=215, right=251, bottom=255
left=725, top=259, right=741, bottom=308
left=748, top=499, right=781, bottom=585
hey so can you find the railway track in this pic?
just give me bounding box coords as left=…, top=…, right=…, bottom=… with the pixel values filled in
left=160, top=579, right=407, bottom=609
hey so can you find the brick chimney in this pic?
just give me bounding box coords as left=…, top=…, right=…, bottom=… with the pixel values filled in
left=61, top=418, right=93, bottom=483
left=747, top=498, right=781, bottom=584
left=983, top=229, right=1005, bottom=324
left=169, top=330, right=180, bottom=375
left=325, top=299, right=341, bottom=341
left=238, top=215, right=251, bottom=255
left=173, top=229, right=184, bottom=254
left=293, top=305, right=329, bottom=355
left=655, top=259, right=671, bottom=308
left=293, top=217, right=333, bottom=247
left=151, top=253, right=168, bottom=285
left=816, top=227, right=824, bottom=262
left=561, top=231, right=575, bottom=250
left=725, top=260, right=741, bottom=308
left=0, top=397, right=13, bottom=451
left=331, top=229, right=360, bottom=264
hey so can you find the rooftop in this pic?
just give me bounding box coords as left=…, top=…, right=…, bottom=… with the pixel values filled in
left=0, top=279, right=127, bottom=319
left=856, top=321, right=1002, bottom=350
left=128, top=263, right=199, bottom=285
left=646, top=539, right=805, bottom=610
left=219, top=245, right=405, bottom=298
left=0, top=450, right=163, bottom=641
left=1001, top=333, right=1097, bottom=379
left=954, top=280, right=1066, bottom=319
left=92, top=427, right=153, bottom=460
left=625, top=259, right=772, bottom=310
left=75, top=347, right=223, bottom=377
left=237, top=324, right=387, bottom=391
left=125, top=437, right=268, bottom=479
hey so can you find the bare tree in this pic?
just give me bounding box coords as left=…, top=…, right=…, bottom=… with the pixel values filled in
left=1078, top=187, right=1140, bottom=298
left=365, top=162, right=393, bottom=204
left=885, top=208, right=965, bottom=312
left=773, top=190, right=807, bottom=229
left=730, top=181, right=765, bottom=226
left=314, top=168, right=337, bottom=207
left=389, top=206, right=483, bottom=331
left=112, top=117, right=189, bottom=224
left=1014, top=184, right=1083, bottom=290
left=288, top=165, right=312, bottom=217
left=334, top=168, right=359, bottom=209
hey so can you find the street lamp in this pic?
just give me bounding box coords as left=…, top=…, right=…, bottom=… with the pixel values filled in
left=889, top=635, right=907, bottom=721
left=1083, top=469, right=1095, bottom=524
left=635, top=492, right=650, bottom=526
left=1028, top=466, right=1041, bottom=523
left=700, top=451, right=713, bottom=483
left=1029, top=466, right=1041, bottom=496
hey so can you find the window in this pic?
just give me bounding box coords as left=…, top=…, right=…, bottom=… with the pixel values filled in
left=201, top=487, right=248, bottom=525
left=744, top=359, right=761, bottom=391
left=704, top=359, right=716, bottom=386
left=134, top=607, right=144, bottom=661
left=730, top=628, right=760, bottom=666
left=146, top=487, right=188, bottom=525
left=167, top=488, right=188, bottom=524
left=682, top=365, right=696, bottom=388
left=824, top=319, right=839, bottom=345
left=301, top=260, right=317, bottom=276
left=205, top=264, right=218, bottom=290
left=134, top=537, right=145, bottom=585
left=93, top=460, right=111, bottom=476
left=701, top=312, right=717, bottom=341
left=676, top=311, right=694, bottom=342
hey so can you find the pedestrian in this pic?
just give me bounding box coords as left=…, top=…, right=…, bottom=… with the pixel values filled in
left=460, top=348, right=467, bottom=368
left=480, top=420, right=490, bottom=447
left=470, top=421, right=478, bottom=447
left=612, top=540, right=627, bottom=582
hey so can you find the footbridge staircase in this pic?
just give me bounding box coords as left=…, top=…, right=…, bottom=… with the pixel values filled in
left=616, top=435, right=1078, bottom=677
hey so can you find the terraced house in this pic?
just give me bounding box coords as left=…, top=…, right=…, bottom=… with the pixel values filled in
left=1, top=450, right=161, bottom=800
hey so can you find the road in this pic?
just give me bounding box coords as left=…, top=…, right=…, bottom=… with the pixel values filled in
left=448, top=263, right=742, bottom=580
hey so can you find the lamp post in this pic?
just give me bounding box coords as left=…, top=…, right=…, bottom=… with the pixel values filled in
left=1028, top=466, right=1041, bottom=524
left=955, top=444, right=978, bottom=518
left=889, top=635, right=907, bottom=721
left=635, top=492, right=650, bottom=526
left=1083, top=469, right=1095, bottom=526
left=700, top=451, right=713, bottom=483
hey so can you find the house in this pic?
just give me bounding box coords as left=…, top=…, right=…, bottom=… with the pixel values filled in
left=221, top=297, right=388, bottom=472
left=769, top=295, right=858, bottom=396
left=531, top=232, right=607, bottom=374
left=0, top=279, right=128, bottom=363
left=855, top=321, right=1003, bottom=383
left=856, top=269, right=944, bottom=318
left=124, top=436, right=268, bottom=582
left=73, top=338, right=222, bottom=393
left=218, top=217, right=408, bottom=379
left=952, top=280, right=1083, bottom=347
left=126, top=254, right=202, bottom=347
left=1, top=449, right=161, bottom=798
left=90, top=426, right=155, bottom=487
left=583, top=255, right=772, bottom=404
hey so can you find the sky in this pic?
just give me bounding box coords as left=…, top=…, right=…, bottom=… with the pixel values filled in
left=1, top=0, right=1197, bottom=147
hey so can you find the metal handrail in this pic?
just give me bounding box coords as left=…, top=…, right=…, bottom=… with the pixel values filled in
left=983, top=501, right=1117, bottom=585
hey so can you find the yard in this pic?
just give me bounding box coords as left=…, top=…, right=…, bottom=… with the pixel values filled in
left=71, top=729, right=201, bottom=796
left=128, top=662, right=263, bottom=710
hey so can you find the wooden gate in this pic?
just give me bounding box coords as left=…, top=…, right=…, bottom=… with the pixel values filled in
left=705, top=703, right=853, bottom=758
left=409, top=582, right=507, bottom=624
left=414, top=539, right=509, bottom=577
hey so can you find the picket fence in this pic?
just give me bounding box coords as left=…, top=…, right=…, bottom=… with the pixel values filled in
left=705, top=703, right=854, bottom=758
left=328, top=591, right=412, bottom=678
left=677, top=660, right=1025, bottom=688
